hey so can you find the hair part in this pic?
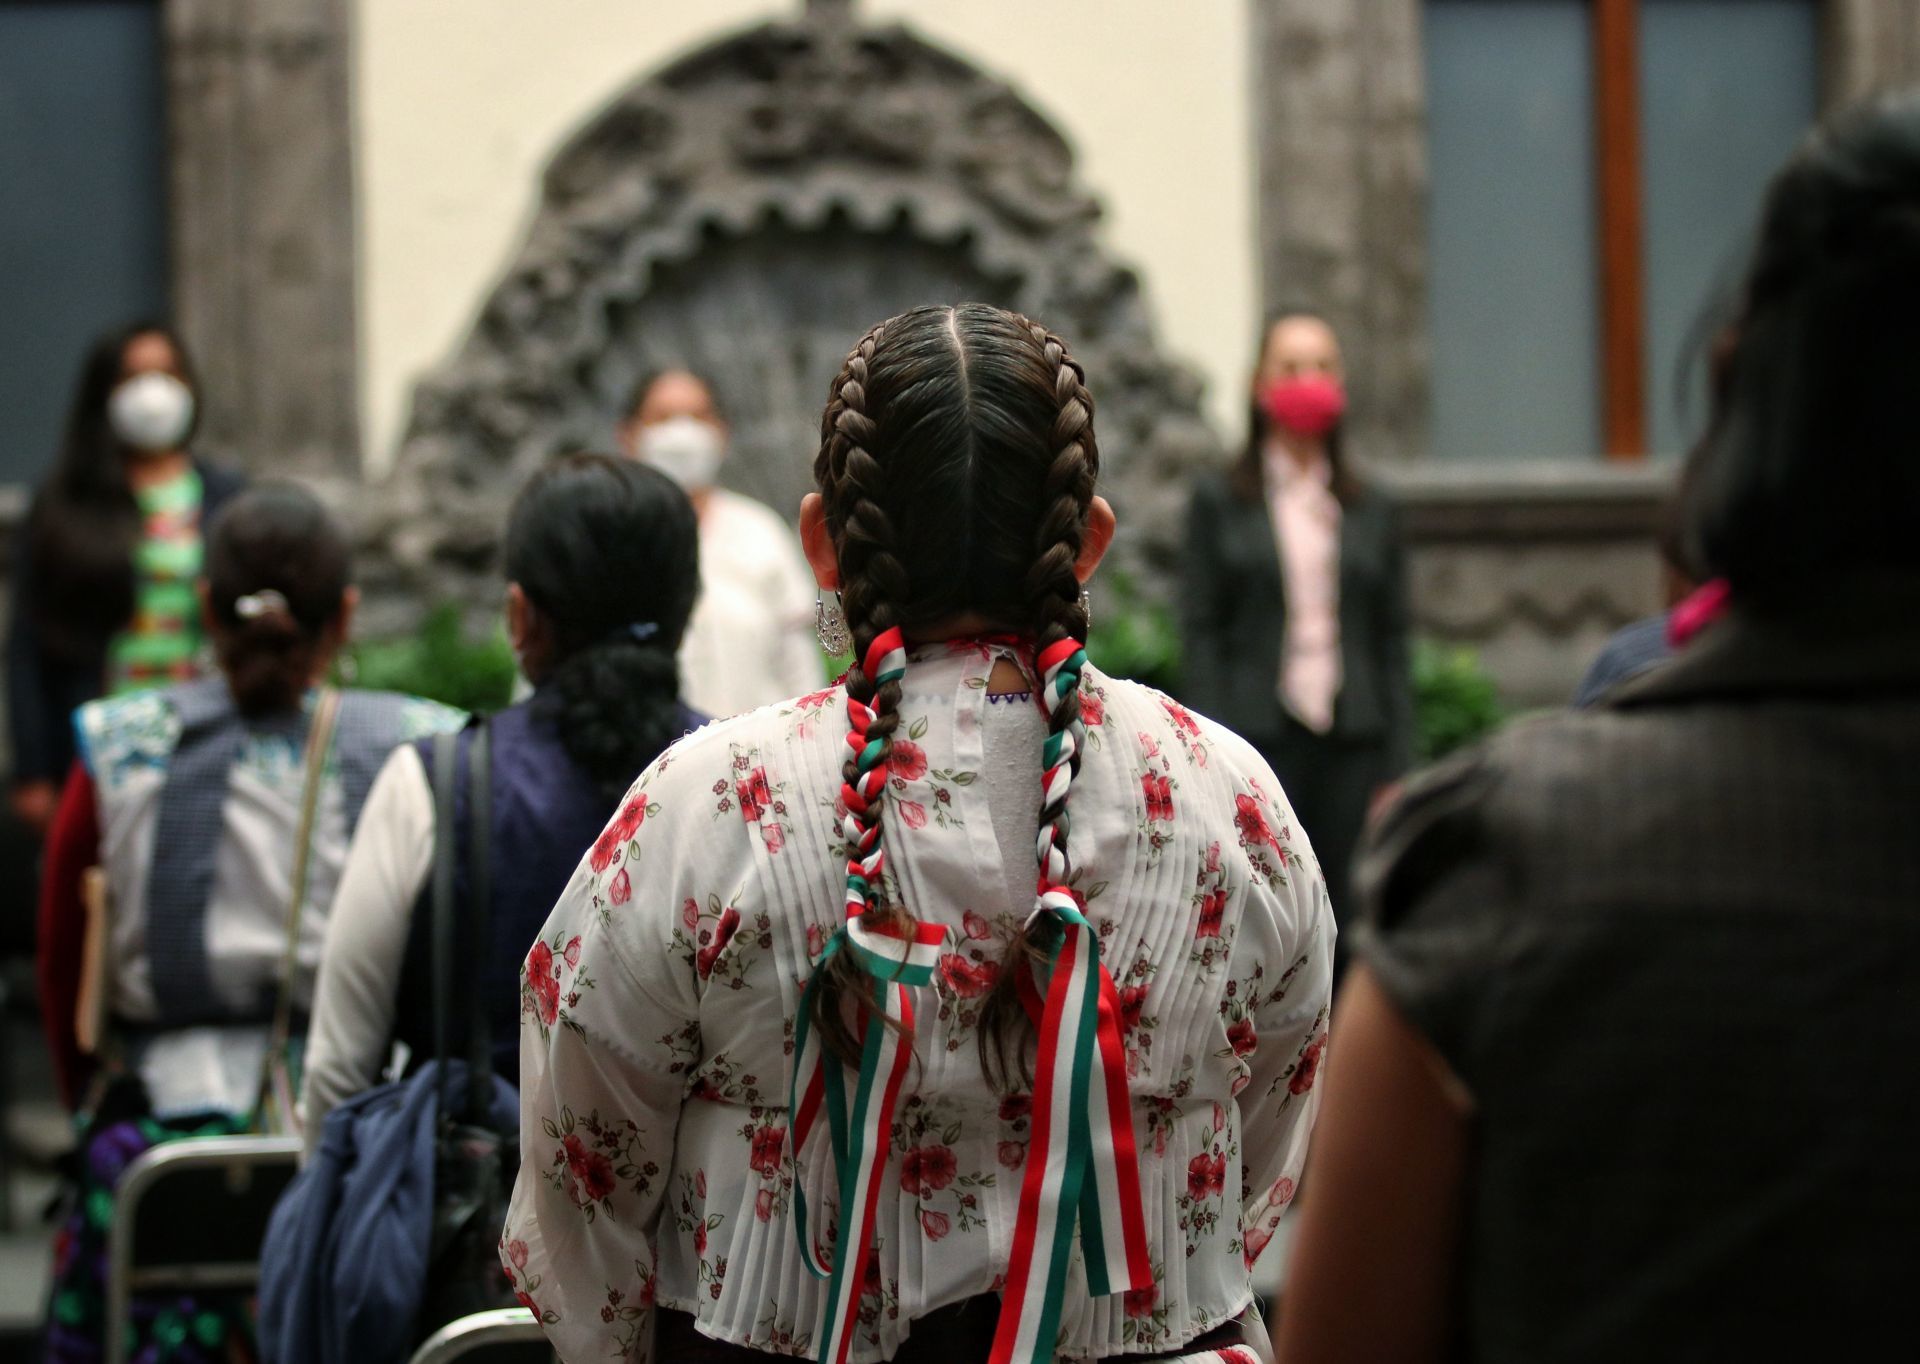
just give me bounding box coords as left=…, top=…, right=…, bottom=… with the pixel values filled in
left=507, top=453, right=700, bottom=801
left=803, top=304, right=1099, bottom=1083
left=203, top=483, right=351, bottom=717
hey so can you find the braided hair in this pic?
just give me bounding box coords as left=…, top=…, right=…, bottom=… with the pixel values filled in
left=804, top=304, right=1100, bottom=1080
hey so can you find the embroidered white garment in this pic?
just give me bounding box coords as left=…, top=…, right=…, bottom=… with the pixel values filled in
left=678, top=488, right=824, bottom=718
left=502, top=642, right=1333, bottom=1361
left=1265, top=445, right=1343, bottom=733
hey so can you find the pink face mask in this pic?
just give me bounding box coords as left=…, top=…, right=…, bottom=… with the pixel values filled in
left=1260, top=374, right=1347, bottom=438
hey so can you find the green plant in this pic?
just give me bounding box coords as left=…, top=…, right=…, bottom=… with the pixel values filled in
left=343, top=604, right=518, bottom=714
left=1412, top=640, right=1505, bottom=763
left=1086, top=569, right=1181, bottom=692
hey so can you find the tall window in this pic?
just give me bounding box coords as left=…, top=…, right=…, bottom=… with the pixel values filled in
left=1426, top=0, right=1818, bottom=462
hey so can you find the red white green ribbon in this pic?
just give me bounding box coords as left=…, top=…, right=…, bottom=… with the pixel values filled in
left=991, top=638, right=1151, bottom=1362
left=788, top=627, right=947, bottom=1364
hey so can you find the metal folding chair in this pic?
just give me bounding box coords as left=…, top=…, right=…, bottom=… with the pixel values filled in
left=105, top=1134, right=302, bottom=1364
left=409, top=1308, right=552, bottom=1364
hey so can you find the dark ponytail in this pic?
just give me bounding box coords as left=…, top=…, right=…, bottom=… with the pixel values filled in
left=805, top=304, right=1101, bottom=1082
left=204, top=484, right=351, bottom=717
left=506, top=454, right=699, bottom=801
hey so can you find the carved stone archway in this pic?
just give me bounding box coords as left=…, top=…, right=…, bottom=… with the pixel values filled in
left=369, top=6, right=1221, bottom=623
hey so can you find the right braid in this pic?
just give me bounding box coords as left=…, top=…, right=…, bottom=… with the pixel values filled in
left=979, top=319, right=1102, bottom=1092
left=806, top=324, right=930, bottom=1067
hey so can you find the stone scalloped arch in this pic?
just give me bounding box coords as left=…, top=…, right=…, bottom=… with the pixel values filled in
left=370, top=13, right=1222, bottom=622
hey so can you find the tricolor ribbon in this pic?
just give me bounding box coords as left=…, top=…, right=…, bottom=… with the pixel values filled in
left=788, top=632, right=1149, bottom=1364
left=990, top=639, right=1151, bottom=1362
left=789, top=627, right=948, bottom=1364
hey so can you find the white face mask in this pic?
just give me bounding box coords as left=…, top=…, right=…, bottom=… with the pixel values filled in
left=108, top=372, right=196, bottom=453
left=636, top=415, right=725, bottom=491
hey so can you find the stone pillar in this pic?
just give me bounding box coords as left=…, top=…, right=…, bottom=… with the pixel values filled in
left=1250, top=0, right=1430, bottom=465
left=164, top=0, right=360, bottom=476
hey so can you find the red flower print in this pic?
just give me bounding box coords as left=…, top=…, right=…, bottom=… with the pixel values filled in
left=748, top=1126, right=786, bottom=1179
left=563, top=935, right=582, bottom=968
left=1234, top=793, right=1281, bottom=853
left=694, top=1170, right=707, bottom=1199
left=962, top=909, right=992, bottom=941
left=762, top=823, right=785, bottom=854
left=920, top=1208, right=950, bottom=1242
left=1118, top=984, right=1148, bottom=1034
left=736, top=769, right=771, bottom=824
left=1271, top=1175, right=1297, bottom=1209
left=898, top=799, right=928, bottom=830
left=683, top=898, right=700, bottom=930
left=696, top=908, right=742, bottom=979
left=609, top=868, right=631, bottom=905
left=998, top=1095, right=1031, bottom=1123
left=515, top=1289, right=538, bottom=1315
left=998, top=1141, right=1026, bottom=1170
left=589, top=823, right=623, bottom=874
left=562, top=1134, right=616, bottom=1202
left=939, top=954, right=997, bottom=999
left=862, top=1253, right=883, bottom=1298
left=1163, top=699, right=1200, bottom=736
left=507, top=1239, right=529, bottom=1270
left=1243, top=1223, right=1272, bottom=1269
left=889, top=741, right=928, bottom=782
left=1124, top=1284, right=1157, bottom=1318
left=899, top=1144, right=958, bottom=1195
left=797, top=689, right=833, bottom=709
left=1079, top=692, right=1104, bottom=727
left=1289, top=1033, right=1327, bottom=1095
left=1186, top=1154, right=1214, bottom=1201
left=1196, top=888, right=1226, bottom=939
left=755, top=1189, right=774, bottom=1222
left=1141, top=773, right=1174, bottom=823
left=527, top=942, right=559, bottom=1025
left=1227, top=1018, right=1257, bottom=1057
left=694, top=1221, right=708, bottom=1257
left=807, top=922, right=827, bottom=959
left=613, top=793, right=648, bottom=841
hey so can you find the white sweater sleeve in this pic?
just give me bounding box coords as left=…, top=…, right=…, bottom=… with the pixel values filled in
left=299, top=742, right=435, bottom=1159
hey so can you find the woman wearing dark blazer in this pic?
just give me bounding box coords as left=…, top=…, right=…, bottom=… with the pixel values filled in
left=1181, top=309, right=1413, bottom=944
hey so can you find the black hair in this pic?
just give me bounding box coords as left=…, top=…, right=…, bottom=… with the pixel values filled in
left=807, top=303, right=1099, bottom=1080
left=1675, top=91, right=1920, bottom=599
left=1227, top=306, right=1360, bottom=505
left=24, top=322, right=201, bottom=665
left=507, top=453, right=700, bottom=801
left=624, top=366, right=727, bottom=424
left=204, top=483, right=352, bottom=717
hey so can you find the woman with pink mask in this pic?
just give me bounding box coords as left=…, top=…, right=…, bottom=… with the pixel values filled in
left=1180, top=309, right=1412, bottom=964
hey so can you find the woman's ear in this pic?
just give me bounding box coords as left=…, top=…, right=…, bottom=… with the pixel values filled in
left=1075, top=495, right=1118, bottom=583
left=799, top=493, right=841, bottom=592
left=505, top=582, right=533, bottom=654
left=332, top=586, right=359, bottom=647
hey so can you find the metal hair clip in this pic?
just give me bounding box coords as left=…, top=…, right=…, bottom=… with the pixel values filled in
left=234, top=590, right=291, bottom=620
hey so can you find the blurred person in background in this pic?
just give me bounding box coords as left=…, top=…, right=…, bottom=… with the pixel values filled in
left=35, top=484, right=462, bottom=1361
left=7, top=323, right=245, bottom=837
left=620, top=367, right=821, bottom=716
left=1181, top=310, right=1413, bottom=958
left=300, top=454, right=704, bottom=1147
left=1279, top=93, right=1920, bottom=1363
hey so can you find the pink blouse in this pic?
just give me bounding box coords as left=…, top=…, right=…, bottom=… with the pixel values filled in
left=1265, top=447, right=1343, bottom=734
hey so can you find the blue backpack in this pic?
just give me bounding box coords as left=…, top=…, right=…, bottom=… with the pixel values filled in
left=260, top=724, right=520, bottom=1362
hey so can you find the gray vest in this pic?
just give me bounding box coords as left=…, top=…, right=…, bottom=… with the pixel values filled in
left=144, top=677, right=428, bottom=1026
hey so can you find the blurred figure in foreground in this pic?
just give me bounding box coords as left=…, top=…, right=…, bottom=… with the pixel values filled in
left=300, top=454, right=704, bottom=1146
left=36, top=484, right=461, bottom=1361
left=8, top=323, right=245, bottom=835
left=1280, top=93, right=1920, bottom=1363
left=1182, top=310, right=1412, bottom=950
left=620, top=367, right=821, bottom=715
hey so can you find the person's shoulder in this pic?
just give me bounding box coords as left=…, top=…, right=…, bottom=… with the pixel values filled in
left=1088, top=671, right=1278, bottom=788
left=631, top=686, right=839, bottom=791
left=74, top=688, right=180, bottom=781
left=710, top=488, right=798, bottom=538
left=341, top=689, right=467, bottom=742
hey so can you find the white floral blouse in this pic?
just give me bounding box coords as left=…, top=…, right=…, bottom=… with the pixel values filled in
left=502, top=642, right=1334, bottom=1361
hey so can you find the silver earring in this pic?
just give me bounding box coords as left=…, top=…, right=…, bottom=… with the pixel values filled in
left=815, top=591, right=851, bottom=655
left=1079, top=588, right=1093, bottom=633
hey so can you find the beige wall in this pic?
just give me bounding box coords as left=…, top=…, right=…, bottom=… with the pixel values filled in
left=352, top=0, right=1256, bottom=476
